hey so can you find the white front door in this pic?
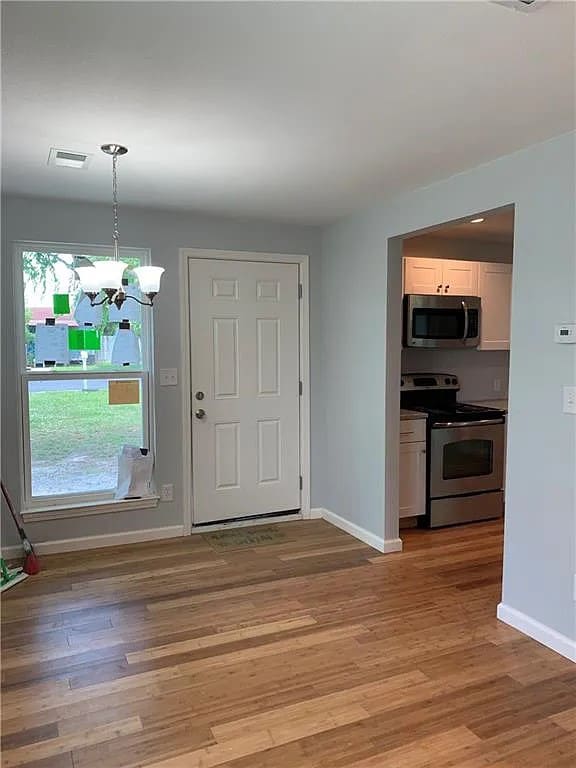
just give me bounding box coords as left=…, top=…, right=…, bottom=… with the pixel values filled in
left=189, top=258, right=301, bottom=524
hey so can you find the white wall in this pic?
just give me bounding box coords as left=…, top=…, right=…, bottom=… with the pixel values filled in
left=319, top=133, right=576, bottom=642
left=402, top=349, right=510, bottom=402
left=1, top=196, right=321, bottom=547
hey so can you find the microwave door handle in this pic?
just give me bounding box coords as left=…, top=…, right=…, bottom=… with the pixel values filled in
left=461, top=299, right=469, bottom=343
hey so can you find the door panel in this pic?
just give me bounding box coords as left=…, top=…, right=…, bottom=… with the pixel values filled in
left=215, top=423, right=240, bottom=489
left=189, top=259, right=301, bottom=523
left=257, top=318, right=280, bottom=395
left=213, top=318, right=239, bottom=398
left=257, top=419, right=281, bottom=483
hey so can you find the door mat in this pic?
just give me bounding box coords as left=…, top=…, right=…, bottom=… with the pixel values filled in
left=203, top=527, right=286, bottom=550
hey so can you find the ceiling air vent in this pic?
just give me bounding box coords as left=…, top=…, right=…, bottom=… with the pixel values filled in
left=492, top=0, right=548, bottom=11
left=48, top=148, right=92, bottom=169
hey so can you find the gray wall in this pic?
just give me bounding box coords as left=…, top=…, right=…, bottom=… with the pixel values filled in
left=404, top=235, right=513, bottom=263
left=319, top=132, right=575, bottom=640
left=402, top=349, right=510, bottom=402
left=1, top=196, right=321, bottom=546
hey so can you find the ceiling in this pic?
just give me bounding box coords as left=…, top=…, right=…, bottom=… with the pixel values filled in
left=426, top=207, right=515, bottom=243
left=2, top=1, right=574, bottom=224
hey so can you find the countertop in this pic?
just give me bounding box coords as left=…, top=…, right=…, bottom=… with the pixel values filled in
left=400, top=409, right=427, bottom=421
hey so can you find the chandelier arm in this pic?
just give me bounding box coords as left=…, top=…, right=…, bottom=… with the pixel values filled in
left=88, top=294, right=110, bottom=307
left=125, top=294, right=154, bottom=307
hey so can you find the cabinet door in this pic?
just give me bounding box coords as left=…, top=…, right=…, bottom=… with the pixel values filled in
left=403, top=258, right=443, bottom=295
left=478, top=262, right=512, bottom=350
left=399, top=441, right=426, bottom=518
left=442, top=260, right=479, bottom=296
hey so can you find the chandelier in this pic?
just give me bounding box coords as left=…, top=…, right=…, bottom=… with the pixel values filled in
left=76, top=144, right=164, bottom=309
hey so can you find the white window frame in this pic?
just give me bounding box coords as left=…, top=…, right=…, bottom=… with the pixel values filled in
left=14, top=241, right=156, bottom=511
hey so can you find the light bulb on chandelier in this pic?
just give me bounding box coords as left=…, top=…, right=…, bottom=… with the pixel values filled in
left=76, top=144, right=164, bottom=309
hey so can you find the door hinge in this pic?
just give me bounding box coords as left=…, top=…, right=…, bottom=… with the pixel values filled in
left=299, top=475, right=303, bottom=490
left=299, top=380, right=303, bottom=396
left=298, top=283, right=303, bottom=299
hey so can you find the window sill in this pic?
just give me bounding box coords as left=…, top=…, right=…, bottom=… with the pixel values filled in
left=22, top=496, right=160, bottom=522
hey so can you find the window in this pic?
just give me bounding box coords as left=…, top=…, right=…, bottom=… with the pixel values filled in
left=18, top=244, right=154, bottom=508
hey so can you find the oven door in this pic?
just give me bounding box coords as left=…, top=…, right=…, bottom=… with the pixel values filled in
left=430, top=420, right=504, bottom=498
left=404, top=294, right=480, bottom=348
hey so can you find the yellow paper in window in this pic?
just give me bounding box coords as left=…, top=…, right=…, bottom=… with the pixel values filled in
left=108, top=380, right=140, bottom=405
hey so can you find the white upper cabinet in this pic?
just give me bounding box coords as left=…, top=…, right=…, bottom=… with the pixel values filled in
left=404, top=257, right=478, bottom=296
left=403, top=258, right=444, bottom=295
left=441, top=260, right=478, bottom=296
left=478, top=262, right=512, bottom=350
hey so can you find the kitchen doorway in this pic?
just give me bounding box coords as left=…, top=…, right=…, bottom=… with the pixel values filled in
left=388, top=205, right=515, bottom=539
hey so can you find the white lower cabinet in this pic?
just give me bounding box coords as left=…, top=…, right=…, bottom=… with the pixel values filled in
left=399, top=437, right=426, bottom=518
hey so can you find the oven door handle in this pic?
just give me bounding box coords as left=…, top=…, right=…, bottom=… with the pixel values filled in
left=432, top=418, right=505, bottom=428
left=461, top=299, right=469, bottom=343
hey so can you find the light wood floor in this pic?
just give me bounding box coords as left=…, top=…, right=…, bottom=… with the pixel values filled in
left=2, top=519, right=575, bottom=768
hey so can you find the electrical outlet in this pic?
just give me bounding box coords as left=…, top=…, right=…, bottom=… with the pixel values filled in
left=562, top=386, right=576, bottom=415
left=159, top=368, right=178, bottom=386
left=493, top=378, right=502, bottom=393
left=160, top=483, right=174, bottom=502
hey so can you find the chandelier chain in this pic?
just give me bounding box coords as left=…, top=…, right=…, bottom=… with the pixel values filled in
left=112, top=152, right=120, bottom=261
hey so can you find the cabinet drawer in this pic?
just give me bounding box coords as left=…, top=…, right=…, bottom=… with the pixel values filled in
left=400, top=419, right=426, bottom=443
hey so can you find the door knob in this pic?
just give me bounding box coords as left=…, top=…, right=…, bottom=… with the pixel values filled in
left=195, top=409, right=206, bottom=420
left=444, top=285, right=450, bottom=293
left=436, top=284, right=442, bottom=293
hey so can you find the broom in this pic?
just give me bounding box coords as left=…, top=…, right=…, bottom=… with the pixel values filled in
left=1, top=480, right=40, bottom=575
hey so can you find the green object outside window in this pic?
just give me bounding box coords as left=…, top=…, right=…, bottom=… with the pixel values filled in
left=52, top=293, right=70, bottom=315
left=82, top=329, right=101, bottom=350
left=68, top=327, right=101, bottom=351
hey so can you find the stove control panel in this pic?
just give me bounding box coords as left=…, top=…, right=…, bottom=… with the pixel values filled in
left=401, top=373, right=460, bottom=391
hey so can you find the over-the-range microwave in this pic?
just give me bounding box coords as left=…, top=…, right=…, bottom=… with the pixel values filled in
left=403, top=294, right=481, bottom=349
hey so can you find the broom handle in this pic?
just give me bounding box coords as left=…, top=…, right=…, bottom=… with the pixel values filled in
left=1, top=480, right=27, bottom=539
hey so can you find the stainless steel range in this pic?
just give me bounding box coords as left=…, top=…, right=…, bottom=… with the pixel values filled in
left=401, top=373, right=505, bottom=528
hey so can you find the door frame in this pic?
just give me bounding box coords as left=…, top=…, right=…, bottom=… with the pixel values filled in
left=179, top=248, right=311, bottom=534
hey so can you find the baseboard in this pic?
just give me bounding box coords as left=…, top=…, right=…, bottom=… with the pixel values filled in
left=309, top=507, right=324, bottom=519
left=318, top=508, right=402, bottom=553
left=382, top=537, right=403, bottom=553
left=2, top=526, right=185, bottom=557
left=1, top=544, right=26, bottom=560
left=497, top=602, right=576, bottom=663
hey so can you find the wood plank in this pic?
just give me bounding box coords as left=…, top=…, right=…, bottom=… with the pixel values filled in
left=3, top=518, right=575, bottom=768
left=125, top=616, right=317, bottom=664
left=1, top=717, right=142, bottom=768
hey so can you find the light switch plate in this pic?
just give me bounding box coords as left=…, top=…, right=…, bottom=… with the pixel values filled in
left=562, top=386, right=576, bottom=414
left=159, top=368, right=178, bottom=386
left=555, top=324, right=576, bottom=343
